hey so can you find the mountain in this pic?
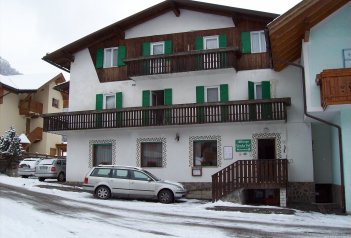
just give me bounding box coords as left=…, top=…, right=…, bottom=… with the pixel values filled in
left=0, top=57, right=21, bottom=75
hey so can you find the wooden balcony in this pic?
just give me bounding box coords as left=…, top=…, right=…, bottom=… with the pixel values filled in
left=316, top=68, right=351, bottom=109
left=27, top=127, right=43, bottom=143
left=124, top=47, right=239, bottom=77
left=43, top=98, right=290, bottom=132
left=212, top=159, right=288, bottom=202
left=19, top=100, right=43, bottom=117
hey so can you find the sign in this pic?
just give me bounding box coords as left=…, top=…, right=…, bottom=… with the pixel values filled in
left=223, top=146, right=233, bottom=160
left=235, top=139, right=251, bottom=152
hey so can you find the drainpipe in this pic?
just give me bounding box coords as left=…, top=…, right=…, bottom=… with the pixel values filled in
left=287, top=62, right=345, bottom=213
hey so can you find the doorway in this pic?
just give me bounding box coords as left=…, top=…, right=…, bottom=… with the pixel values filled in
left=257, top=138, right=276, bottom=182
left=258, top=138, right=275, bottom=160
left=151, top=90, right=164, bottom=124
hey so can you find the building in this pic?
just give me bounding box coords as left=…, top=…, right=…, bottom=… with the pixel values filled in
left=0, top=73, right=67, bottom=156
left=43, top=0, right=315, bottom=207
left=268, top=0, right=350, bottom=213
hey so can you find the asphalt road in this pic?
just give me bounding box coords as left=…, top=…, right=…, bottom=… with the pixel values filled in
left=1, top=183, right=350, bottom=238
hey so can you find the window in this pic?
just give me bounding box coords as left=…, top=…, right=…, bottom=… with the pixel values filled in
left=52, top=98, right=59, bottom=108
left=254, top=83, right=262, bottom=100
left=112, top=169, right=129, bottom=179
left=93, top=144, right=112, bottom=166
left=205, top=86, right=219, bottom=102
left=151, top=42, right=165, bottom=55
left=131, top=171, right=150, bottom=181
left=193, top=140, right=217, bottom=166
left=104, top=94, right=115, bottom=109
left=91, top=168, right=111, bottom=177
left=250, top=31, right=266, bottom=53
left=141, top=142, right=162, bottom=167
left=203, top=36, right=219, bottom=50
left=103, top=47, right=118, bottom=68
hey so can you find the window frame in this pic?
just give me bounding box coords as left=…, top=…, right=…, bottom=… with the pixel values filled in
left=103, top=93, right=116, bottom=109
left=52, top=98, right=59, bottom=108
left=150, top=41, right=165, bottom=55
left=103, top=47, right=118, bottom=68
left=250, top=31, right=266, bottom=53
left=193, top=140, right=218, bottom=167
left=92, top=143, right=113, bottom=167
left=254, top=83, right=263, bottom=100
left=205, top=86, right=220, bottom=102
left=203, top=35, right=219, bottom=50
left=140, top=142, right=163, bottom=168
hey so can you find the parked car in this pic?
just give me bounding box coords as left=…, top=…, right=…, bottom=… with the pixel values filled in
left=35, top=158, right=66, bottom=182
left=83, top=165, right=187, bottom=203
left=18, top=158, right=41, bottom=178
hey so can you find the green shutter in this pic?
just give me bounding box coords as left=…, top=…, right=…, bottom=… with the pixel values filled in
left=142, top=42, right=150, bottom=56
left=220, top=84, right=229, bottom=102
left=142, top=90, right=150, bottom=107
left=248, top=81, right=254, bottom=100
left=164, top=88, right=172, bottom=105
left=219, top=34, right=227, bottom=48
left=116, top=92, right=122, bottom=108
left=195, top=36, right=203, bottom=50
left=196, top=86, right=204, bottom=103
left=96, top=94, right=103, bottom=110
left=96, top=48, right=104, bottom=68
left=262, top=81, right=271, bottom=99
left=165, top=40, right=173, bottom=54
left=117, top=45, right=126, bottom=67
left=241, top=32, right=251, bottom=54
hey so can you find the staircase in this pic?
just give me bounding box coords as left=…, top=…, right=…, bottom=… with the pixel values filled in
left=212, top=159, right=288, bottom=202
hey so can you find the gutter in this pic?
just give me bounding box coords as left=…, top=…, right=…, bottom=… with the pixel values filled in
left=288, top=62, right=346, bottom=214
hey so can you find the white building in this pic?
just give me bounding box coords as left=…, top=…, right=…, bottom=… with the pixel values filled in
left=43, top=0, right=314, bottom=207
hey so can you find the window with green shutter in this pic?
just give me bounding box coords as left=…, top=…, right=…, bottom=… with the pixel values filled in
left=164, top=40, right=172, bottom=54
left=117, top=46, right=126, bottom=67
left=142, top=90, right=150, bottom=126
left=219, top=34, right=227, bottom=48
left=96, top=49, right=104, bottom=68
left=248, top=81, right=255, bottom=100
left=261, top=81, right=271, bottom=99
left=164, top=88, right=172, bottom=105
left=261, top=81, right=272, bottom=120
left=95, top=94, right=103, bottom=128
left=142, top=42, right=151, bottom=56
left=241, top=32, right=251, bottom=54
left=195, top=36, right=203, bottom=50
left=196, top=86, right=205, bottom=123
left=220, top=84, right=229, bottom=102
left=115, top=92, right=123, bottom=127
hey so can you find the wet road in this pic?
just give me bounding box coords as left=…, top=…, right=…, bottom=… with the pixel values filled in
left=1, top=183, right=350, bottom=238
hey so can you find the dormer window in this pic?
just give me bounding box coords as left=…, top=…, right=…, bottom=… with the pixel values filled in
left=95, top=46, right=126, bottom=69
left=103, top=47, right=118, bottom=68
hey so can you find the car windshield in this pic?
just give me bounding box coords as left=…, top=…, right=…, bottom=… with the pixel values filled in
left=142, top=170, right=160, bottom=181
left=19, top=159, right=40, bottom=167
left=38, top=159, right=55, bottom=165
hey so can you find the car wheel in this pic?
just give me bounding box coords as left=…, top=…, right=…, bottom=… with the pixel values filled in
left=95, top=186, right=111, bottom=200
left=21, top=175, right=28, bottom=178
left=158, top=189, right=174, bottom=204
left=57, top=172, right=66, bottom=182
left=38, top=177, right=45, bottom=182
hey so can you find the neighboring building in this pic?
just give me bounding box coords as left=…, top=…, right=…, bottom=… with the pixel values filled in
left=43, top=0, right=314, bottom=207
left=268, top=0, right=350, bottom=213
left=0, top=73, right=67, bottom=156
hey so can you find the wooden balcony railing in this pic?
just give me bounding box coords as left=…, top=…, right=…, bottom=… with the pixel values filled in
left=43, top=98, right=290, bottom=132
left=19, top=100, right=43, bottom=117
left=212, top=159, right=288, bottom=202
left=27, top=127, right=43, bottom=143
left=124, top=47, right=239, bottom=77
left=316, top=68, right=351, bottom=109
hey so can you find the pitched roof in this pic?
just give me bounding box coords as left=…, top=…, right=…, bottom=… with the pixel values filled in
left=267, top=0, right=350, bottom=71
left=0, top=72, right=64, bottom=93
left=42, top=0, right=278, bottom=72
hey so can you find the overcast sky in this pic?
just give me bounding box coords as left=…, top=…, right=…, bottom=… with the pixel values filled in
left=0, top=0, right=301, bottom=79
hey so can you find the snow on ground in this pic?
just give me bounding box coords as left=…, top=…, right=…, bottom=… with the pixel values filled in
left=1, top=174, right=350, bottom=238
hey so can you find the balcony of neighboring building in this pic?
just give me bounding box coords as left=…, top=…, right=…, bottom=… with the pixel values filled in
left=316, top=68, right=351, bottom=109
left=18, top=99, right=43, bottom=117
left=27, top=127, right=43, bottom=143
left=43, top=98, right=291, bottom=132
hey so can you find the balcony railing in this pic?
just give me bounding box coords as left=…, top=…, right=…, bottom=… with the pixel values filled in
left=19, top=100, right=43, bottom=117
left=316, top=68, right=351, bottom=109
left=212, top=159, right=288, bottom=202
left=124, top=47, right=239, bottom=77
left=43, top=98, right=290, bottom=132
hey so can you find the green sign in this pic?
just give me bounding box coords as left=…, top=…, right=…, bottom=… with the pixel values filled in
left=235, top=139, right=252, bottom=152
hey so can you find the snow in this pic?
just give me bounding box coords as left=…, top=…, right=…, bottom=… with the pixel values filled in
left=0, top=174, right=350, bottom=238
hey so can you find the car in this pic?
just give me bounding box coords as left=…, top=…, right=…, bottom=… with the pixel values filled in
left=35, top=158, right=66, bottom=182
left=18, top=158, right=41, bottom=178
left=83, top=165, right=187, bottom=203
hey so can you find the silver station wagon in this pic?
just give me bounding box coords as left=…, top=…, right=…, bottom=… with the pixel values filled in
left=35, top=158, right=66, bottom=182
left=83, top=165, right=187, bottom=203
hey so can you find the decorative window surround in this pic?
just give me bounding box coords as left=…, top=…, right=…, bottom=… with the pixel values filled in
left=89, top=139, right=116, bottom=168
left=136, top=137, right=167, bottom=167
left=251, top=132, right=281, bottom=160
left=189, top=135, right=222, bottom=167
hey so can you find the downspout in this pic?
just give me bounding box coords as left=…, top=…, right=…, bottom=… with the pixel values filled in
left=287, top=62, right=345, bottom=213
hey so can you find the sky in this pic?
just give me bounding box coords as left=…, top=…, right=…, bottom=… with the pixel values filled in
left=0, top=0, right=301, bottom=79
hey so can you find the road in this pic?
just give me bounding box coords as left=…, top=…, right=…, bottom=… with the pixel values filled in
left=1, top=183, right=350, bottom=238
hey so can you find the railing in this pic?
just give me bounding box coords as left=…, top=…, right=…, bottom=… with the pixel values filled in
left=212, top=159, right=288, bottom=202
left=316, top=68, right=351, bottom=109
left=19, top=100, right=43, bottom=117
left=124, top=47, right=239, bottom=77
left=43, top=98, right=290, bottom=132
left=27, top=127, right=43, bottom=143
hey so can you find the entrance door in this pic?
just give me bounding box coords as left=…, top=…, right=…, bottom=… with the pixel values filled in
left=257, top=139, right=276, bottom=182
left=151, top=90, right=164, bottom=125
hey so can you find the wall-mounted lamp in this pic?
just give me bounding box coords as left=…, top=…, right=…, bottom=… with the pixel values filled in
left=175, top=132, right=180, bottom=142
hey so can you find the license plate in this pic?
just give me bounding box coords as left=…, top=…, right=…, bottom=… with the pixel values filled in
left=40, top=166, right=47, bottom=170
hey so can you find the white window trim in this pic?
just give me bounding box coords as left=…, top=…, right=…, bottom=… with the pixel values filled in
left=150, top=41, right=165, bottom=55
left=103, top=47, right=118, bottom=68
left=203, top=35, right=219, bottom=50
left=103, top=93, right=116, bottom=109
left=250, top=31, right=266, bottom=53
left=205, top=86, right=220, bottom=102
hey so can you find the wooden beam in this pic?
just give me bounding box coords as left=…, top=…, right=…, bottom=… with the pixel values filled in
left=171, top=2, right=180, bottom=17
left=232, top=14, right=239, bottom=26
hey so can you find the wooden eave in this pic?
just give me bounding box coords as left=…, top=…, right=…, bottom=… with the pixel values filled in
left=42, top=0, right=277, bottom=72
left=268, top=0, right=350, bottom=72
left=53, top=81, right=70, bottom=94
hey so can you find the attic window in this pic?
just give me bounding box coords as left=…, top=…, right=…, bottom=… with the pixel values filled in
left=52, top=98, right=59, bottom=108
left=251, top=31, right=266, bottom=53
left=104, top=47, right=118, bottom=68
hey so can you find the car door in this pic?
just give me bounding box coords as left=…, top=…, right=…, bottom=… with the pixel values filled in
left=109, top=169, right=130, bottom=197
left=129, top=170, right=156, bottom=198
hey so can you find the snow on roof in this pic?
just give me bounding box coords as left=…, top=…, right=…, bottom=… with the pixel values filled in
left=0, top=72, right=62, bottom=91
left=18, top=134, right=31, bottom=144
